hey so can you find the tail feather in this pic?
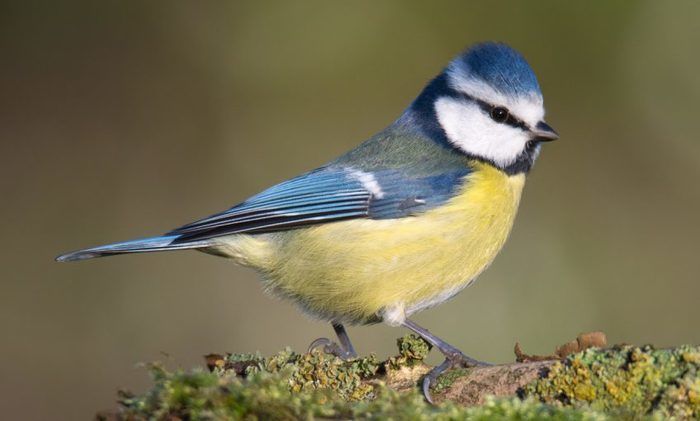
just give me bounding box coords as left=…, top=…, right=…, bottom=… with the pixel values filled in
left=56, top=235, right=208, bottom=262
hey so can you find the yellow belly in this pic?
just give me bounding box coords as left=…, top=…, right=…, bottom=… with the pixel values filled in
left=213, top=162, right=525, bottom=325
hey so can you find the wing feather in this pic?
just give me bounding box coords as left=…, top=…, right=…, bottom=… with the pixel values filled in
left=170, top=168, right=371, bottom=242
left=169, top=166, right=471, bottom=243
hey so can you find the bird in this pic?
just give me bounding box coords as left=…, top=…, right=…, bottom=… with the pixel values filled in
left=57, top=41, right=558, bottom=403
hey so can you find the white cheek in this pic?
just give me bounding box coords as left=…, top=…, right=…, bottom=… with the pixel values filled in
left=435, top=97, right=529, bottom=167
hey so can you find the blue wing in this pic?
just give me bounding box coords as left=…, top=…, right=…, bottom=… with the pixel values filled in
left=169, top=166, right=471, bottom=243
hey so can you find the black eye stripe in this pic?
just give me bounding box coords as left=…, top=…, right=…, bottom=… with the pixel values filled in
left=452, top=91, right=529, bottom=131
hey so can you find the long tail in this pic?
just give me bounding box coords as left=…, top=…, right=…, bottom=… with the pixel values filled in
left=55, top=235, right=209, bottom=262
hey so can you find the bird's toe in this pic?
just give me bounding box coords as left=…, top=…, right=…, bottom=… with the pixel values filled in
left=307, top=337, right=355, bottom=360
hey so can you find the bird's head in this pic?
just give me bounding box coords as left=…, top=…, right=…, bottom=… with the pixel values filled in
left=409, top=42, right=558, bottom=174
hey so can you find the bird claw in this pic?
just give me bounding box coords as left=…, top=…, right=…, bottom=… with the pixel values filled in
left=422, top=352, right=492, bottom=404
left=307, top=337, right=355, bottom=360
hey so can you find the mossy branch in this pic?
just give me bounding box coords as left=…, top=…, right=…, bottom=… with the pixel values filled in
left=100, top=334, right=700, bottom=420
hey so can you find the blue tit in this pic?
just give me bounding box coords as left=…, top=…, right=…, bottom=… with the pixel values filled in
left=57, top=42, right=558, bottom=402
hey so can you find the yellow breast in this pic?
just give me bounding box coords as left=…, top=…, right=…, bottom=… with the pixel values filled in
left=214, top=162, right=526, bottom=325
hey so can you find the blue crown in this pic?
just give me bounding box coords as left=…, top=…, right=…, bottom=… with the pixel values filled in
left=454, top=42, right=541, bottom=97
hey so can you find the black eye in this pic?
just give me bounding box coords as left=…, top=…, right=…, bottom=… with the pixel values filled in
left=490, top=106, right=509, bottom=123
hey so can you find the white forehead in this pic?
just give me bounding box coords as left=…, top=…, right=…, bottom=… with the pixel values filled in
left=446, top=63, right=545, bottom=127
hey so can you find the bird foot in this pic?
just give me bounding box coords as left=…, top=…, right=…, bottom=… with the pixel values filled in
left=422, top=352, right=491, bottom=404
left=307, top=337, right=356, bottom=360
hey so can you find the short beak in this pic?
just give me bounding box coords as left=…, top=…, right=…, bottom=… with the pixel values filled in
left=531, top=121, right=559, bottom=142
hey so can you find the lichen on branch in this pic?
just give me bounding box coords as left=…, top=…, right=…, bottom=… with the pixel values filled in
left=526, top=344, right=700, bottom=419
left=100, top=335, right=700, bottom=420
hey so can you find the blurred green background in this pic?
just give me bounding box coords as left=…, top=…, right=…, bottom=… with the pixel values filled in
left=2, top=1, right=699, bottom=419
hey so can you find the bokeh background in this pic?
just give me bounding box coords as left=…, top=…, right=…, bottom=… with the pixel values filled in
left=2, top=1, right=699, bottom=419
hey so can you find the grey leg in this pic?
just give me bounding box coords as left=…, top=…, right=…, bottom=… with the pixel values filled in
left=333, top=323, right=357, bottom=358
left=402, top=319, right=490, bottom=404
left=307, top=322, right=357, bottom=360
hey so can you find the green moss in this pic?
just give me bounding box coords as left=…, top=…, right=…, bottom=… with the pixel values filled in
left=215, top=346, right=382, bottom=401
left=106, top=339, right=700, bottom=420
left=388, top=334, right=432, bottom=369
left=110, top=365, right=610, bottom=420
left=433, top=367, right=471, bottom=394
left=524, top=345, right=700, bottom=419
left=115, top=364, right=343, bottom=420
